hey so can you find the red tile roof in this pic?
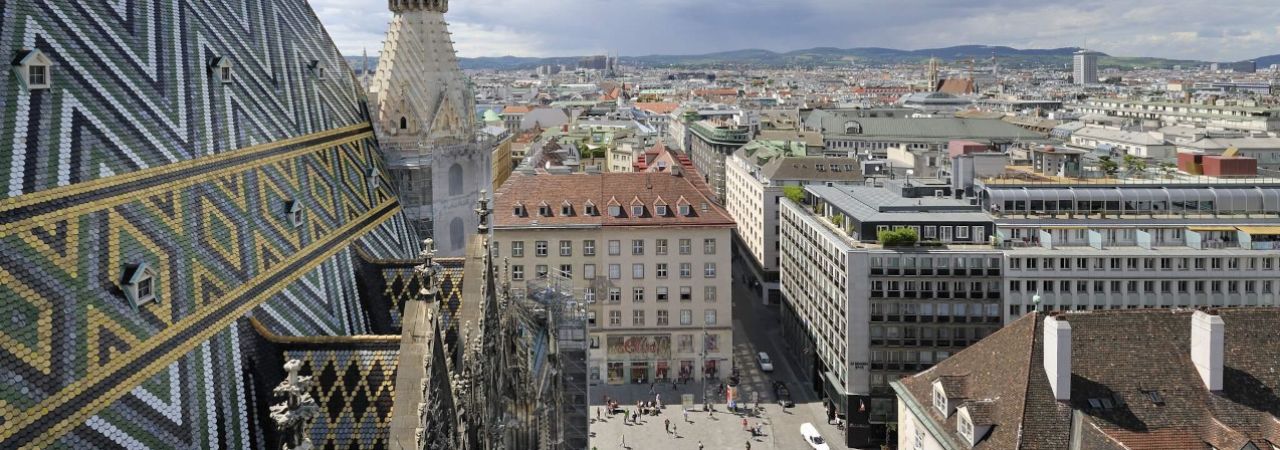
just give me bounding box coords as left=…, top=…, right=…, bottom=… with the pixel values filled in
left=493, top=172, right=734, bottom=228
left=634, top=102, right=680, bottom=114
left=503, top=105, right=534, bottom=114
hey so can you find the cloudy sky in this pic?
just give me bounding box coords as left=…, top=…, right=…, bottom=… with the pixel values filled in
left=312, top=0, right=1280, bottom=61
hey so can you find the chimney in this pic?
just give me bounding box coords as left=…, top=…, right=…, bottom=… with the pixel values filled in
left=1043, top=314, right=1072, bottom=401
left=1191, top=310, right=1224, bottom=391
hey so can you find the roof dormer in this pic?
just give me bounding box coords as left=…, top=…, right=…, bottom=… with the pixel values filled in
left=13, top=49, right=53, bottom=91
left=208, top=56, right=232, bottom=84
left=956, top=401, right=994, bottom=447
left=629, top=197, right=645, bottom=218
left=653, top=196, right=669, bottom=217
left=676, top=196, right=693, bottom=216
left=513, top=201, right=526, bottom=217
left=306, top=59, right=326, bottom=79
left=584, top=199, right=598, bottom=216
left=931, top=376, right=967, bottom=417
left=607, top=197, right=622, bottom=217
left=538, top=201, right=552, bottom=217
left=122, top=262, right=158, bottom=310
left=560, top=200, right=574, bottom=216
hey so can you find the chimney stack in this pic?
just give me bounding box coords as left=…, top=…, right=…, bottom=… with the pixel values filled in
left=1043, top=314, right=1072, bottom=401
left=1191, top=310, right=1224, bottom=391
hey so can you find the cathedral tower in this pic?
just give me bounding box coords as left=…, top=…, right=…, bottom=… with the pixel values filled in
left=371, top=0, right=491, bottom=255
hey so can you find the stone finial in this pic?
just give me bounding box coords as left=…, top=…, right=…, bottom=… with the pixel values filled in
left=271, top=359, right=320, bottom=450
left=475, top=190, right=491, bottom=233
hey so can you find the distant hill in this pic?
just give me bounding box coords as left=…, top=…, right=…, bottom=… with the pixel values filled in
left=345, top=45, right=1210, bottom=71
left=1253, top=54, right=1280, bottom=69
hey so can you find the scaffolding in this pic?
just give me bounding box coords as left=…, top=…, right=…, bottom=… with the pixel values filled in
left=524, top=273, right=590, bottom=450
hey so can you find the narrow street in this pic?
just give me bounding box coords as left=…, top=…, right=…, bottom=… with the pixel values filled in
left=730, top=249, right=858, bottom=449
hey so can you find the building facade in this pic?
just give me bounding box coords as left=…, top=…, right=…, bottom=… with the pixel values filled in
left=778, top=185, right=1003, bottom=448
left=689, top=120, right=753, bottom=201
left=1073, top=49, right=1100, bottom=85
left=492, top=172, right=736, bottom=394
left=369, top=0, right=492, bottom=255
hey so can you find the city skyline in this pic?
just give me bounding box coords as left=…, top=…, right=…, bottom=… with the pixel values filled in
left=313, top=0, right=1280, bottom=61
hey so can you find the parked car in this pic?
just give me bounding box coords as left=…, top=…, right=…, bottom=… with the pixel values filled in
left=800, top=423, right=830, bottom=450
left=757, top=352, right=774, bottom=372
left=773, top=381, right=794, bottom=407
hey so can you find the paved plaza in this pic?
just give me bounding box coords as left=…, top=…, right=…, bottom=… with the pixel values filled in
left=588, top=381, right=775, bottom=450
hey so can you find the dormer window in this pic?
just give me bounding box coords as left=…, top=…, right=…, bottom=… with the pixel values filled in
left=679, top=204, right=691, bottom=216
left=656, top=204, right=668, bottom=216
left=608, top=205, right=621, bottom=217
left=632, top=205, right=644, bottom=217
left=208, top=56, right=232, bottom=84
left=306, top=60, right=325, bottom=79
left=287, top=200, right=304, bottom=227
left=13, top=49, right=53, bottom=91
left=122, top=262, right=158, bottom=310
left=513, top=203, right=526, bottom=217
left=538, top=202, right=551, bottom=216
left=585, top=202, right=598, bottom=216
left=561, top=201, right=573, bottom=216
left=958, top=412, right=973, bottom=441
left=365, top=168, right=379, bottom=189
left=933, top=382, right=948, bottom=416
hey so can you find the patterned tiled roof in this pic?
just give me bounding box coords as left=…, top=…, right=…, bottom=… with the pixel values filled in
left=0, top=1, right=420, bottom=448
left=897, top=309, right=1280, bottom=450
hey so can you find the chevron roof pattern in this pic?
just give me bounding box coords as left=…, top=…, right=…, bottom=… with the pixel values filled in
left=0, top=1, right=420, bottom=449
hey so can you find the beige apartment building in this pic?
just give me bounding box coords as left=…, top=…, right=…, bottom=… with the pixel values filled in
left=493, top=171, right=735, bottom=388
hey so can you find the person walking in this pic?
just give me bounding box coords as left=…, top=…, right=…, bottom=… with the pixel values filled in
left=742, top=418, right=748, bottom=430
left=697, top=441, right=704, bottom=450
left=683, top=409, right=689, bottom=423
left=665, top=418, right=671, bottom=434
left=745, top=440, right=751, bottom=450
left=672, top=423, right=678, bottom=437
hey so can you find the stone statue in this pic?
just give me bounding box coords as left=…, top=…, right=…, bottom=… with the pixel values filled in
left=270, top=359, right=320, bottom=450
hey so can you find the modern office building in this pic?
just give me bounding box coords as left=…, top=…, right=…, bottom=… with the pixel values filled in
left=802, top=110, right=1049, bottom=160
left=778, top=183, right=1002, bottom=448
left=492, top=171, right=736, bottom=393
left=978, top=172, right=1280, bottom=322
left=725, top=140, right=863, bottom=303
left=893, top=309, right=1280, bottom=450
left=1073, top=49, right=1101, bottom=85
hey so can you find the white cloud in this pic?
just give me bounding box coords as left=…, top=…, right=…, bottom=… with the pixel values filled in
left=310, top=0, right=1280, bottom=60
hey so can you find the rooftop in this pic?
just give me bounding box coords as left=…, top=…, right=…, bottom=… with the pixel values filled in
left=894, top=308, right=1280, bottom=450
left=493, top=171, right=735, bottom=228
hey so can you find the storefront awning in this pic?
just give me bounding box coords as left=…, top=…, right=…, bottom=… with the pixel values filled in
left=1238, top=226, right=1280, bottom=235
left=823, top=371, right=849, bottom=416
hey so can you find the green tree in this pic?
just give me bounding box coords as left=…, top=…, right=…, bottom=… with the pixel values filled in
left=783, top=186, right=805, bottom=204
left=1123, top=154, right=1147, bottom=175
left=1098, top=156, right=1119, bottom=177
left=878, top=228, right=919, bottom=247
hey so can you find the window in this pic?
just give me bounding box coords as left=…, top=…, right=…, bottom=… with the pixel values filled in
left=585, top=287, right=596, bottom=303
left=704, top=263, right=717, bottom=278
left=704, top=238, right=717, bottom=254
left=657, top=310, right=669, bottom=326
left=632, top=205, right=644, bottom=216
left=656, top=263, right=668, bottom=278
left=680, top=310, right=693, bottom=326
left=956, top=226, right=970, bottom=239
left=633, top=287, right=645, bottom=302
left=679, top=204, right=692, bottom=216
left=657, top=287, right=669, bottom=302
left=608, top=264, right=621, bottom=279
left=656, top=205, right=668, bottom=216
left=679, top=239, right=692, bottom=255
left=286, top=200, right=304, bottom=228
left=535, top=241, right=548, bottom=257
left=705, top=286, right=717, bottom=302
left=585, top=203, right=598, bottom=215
left=535, top=265, right=548, bottom=278
left=678, top=334, right=694, bottom=352
left=923, top=226, right=937, bottom=239
left=561, top=203, right=573, bottom=216
left=958, top=413, right=973, bottom=440
left=609, top=204, right=622, bottom=217
left=704, top=309, right=717, bottom=325
left=608, top=288, right=622, bottom=302
left=680, top=263, right=692, bottom=278
left=584, top=264, right=596, bottom=279
left=656, top=239, right=669, bottom=255
left=608, top=240, right=621, bottom=255
left=559, top=240, right=572, bottom=256
left=584, top=240, right=596, bottom=256
left=538, top=204, right=551, bottom=216
left=632, top=263, right=645, bottom=278
left=124, top=262, right=158, bottom=309
left=559, top=264, right=572, bottom=278
left=680, top=286, right=692, bottom=301
left=933, top=384, right=948, bottom=415
left=609, top=310, right=622, bottom=326
left=512, top=265, right=525, bottom=280
left=633, top=310, right=645, bottom=326
left=632, top=239, right=645, bottom=255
